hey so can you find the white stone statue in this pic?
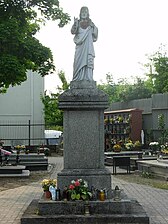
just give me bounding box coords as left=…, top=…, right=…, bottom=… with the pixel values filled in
left=71, top=6, right=98, bottom=81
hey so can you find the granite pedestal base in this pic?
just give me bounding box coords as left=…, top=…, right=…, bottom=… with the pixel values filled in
left=58, top=80, right=112, bottom=198
left=21, top=197, right=149, bottom=224
left=57, top=168, right=112, bottom=198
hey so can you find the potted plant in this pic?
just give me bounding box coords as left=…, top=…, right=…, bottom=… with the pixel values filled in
left=133, top=141, right=142, bottom=151
left=125, top=140, right=134, bottom=151
left=118, top=115, right=123, bottom=123
left=109, top=118, right=114, bottom=124
left=104, top=118, right=108, bottom=124
left=149, top=142, right=159, bottom=154
left=41, top=178, right=57, bottom=199
left=160, top=143, right=168, bottom=155
left=113, top=144, right=122, bottom=152
left=68, top=179, right=92, bottom=201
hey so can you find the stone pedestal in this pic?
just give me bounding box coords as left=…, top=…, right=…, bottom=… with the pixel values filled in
left=57, top=80, right=112, bottom=197
left=20, top=81, right=149, bottom=224
left=21, top=198, right=149, bottom=224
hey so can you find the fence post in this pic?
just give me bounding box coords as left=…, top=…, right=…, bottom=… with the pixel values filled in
left=28, top=120, right=31, bottom=146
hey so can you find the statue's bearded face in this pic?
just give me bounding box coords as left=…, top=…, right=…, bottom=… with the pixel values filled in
left=80, top=8, right=89, bottom=19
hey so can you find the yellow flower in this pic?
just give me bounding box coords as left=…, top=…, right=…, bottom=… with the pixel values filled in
left=41, top=179, right=57, bottom=191
left=15, top=145, right=21, bottom=149
left=113, top=144, right=121, bottom=150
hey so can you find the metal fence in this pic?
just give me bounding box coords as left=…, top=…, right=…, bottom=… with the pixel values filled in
left=0, top=120, right=45, bottom=147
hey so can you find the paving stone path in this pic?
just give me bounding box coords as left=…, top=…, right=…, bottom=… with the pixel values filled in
left=0, top=156, right=167, bottom=224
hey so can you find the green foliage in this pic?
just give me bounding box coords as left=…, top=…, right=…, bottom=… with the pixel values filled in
left=158, top=114, right=165, bottom=130
left=98, top=74, right=153, bottom=103
left=41, top=92, right=63, bottom=127
left=0, top=0, right=70, bottom=91
left=57, top=70, right=70, bottom=91
left=146, top=45, right=168, bottom=93
left=118, top=77, right=153, bottom=102
left=68, top=179, right=92, bottom=201
left=141, top=171, right=152, bottom=179
left=41, top=71, right=69, bottom=129
left=158, top=114, right=168, bottom=144
left=98, top=74, right=128, bottom=103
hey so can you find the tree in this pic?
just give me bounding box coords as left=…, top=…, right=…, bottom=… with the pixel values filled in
left=41, top=70, right=69, bottom=130
left=0, top=0, right=70, bottom=92
left=98, top=74, right=153, bottom=103
left=97, top=73, right=119, bottom=103
left=57, top=70, right=69, bottom=92
left=118, top=77, right=153, bottom=102
left=42, top=91, right=63, bottom=128
left=146, top=45, right=168, bottom=93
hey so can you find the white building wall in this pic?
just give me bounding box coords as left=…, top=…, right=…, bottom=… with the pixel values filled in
left=0, top=70, right=45, bottom=146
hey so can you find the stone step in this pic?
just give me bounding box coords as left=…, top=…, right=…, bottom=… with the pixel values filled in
left=6, top=158, right=48, bottom=163
left=2, top=154, right=48, bottom=164
left=23, top=163, right=48, bottom=171
left=9, top=153, right=47, bottom=159
left=10, top=153, right=46, bottom=157
left=0, top=169, right=30, bottom=177
left=0, top=165, right=30, bottom=177
left=1, top=155, right=48, bottom=171
left=21, top=199, right=149, bottom=224
left=0, top=165, right=26, bottom=174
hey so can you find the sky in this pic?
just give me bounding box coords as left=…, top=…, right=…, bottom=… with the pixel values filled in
left=36, top=0, right=168, bottom=93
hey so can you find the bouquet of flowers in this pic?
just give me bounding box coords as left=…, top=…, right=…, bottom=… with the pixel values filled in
left=161, top=142, right=168, bottom=154
left=133, top=140, right=142, bottom=150
left=68, top=179, right=92, bottom=201
left=113, top=144, right=122, bottom=152
left=149, top=142, right=159, bottom=147
left=149, top=142, right=159, bottom=153
left=125, top=140, right=134, bottom=150
left=41, top=179, right=57, bottom=191
left=15, top=145, right=26, bottom=154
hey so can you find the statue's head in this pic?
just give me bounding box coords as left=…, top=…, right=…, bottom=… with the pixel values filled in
left=80, top=6, right=89, bottom=19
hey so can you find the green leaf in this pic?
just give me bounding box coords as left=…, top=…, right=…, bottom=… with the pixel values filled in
left=75, top=194, right=81, bottom=200
left=71, top=193, right=76, bottom=200
left=81, top=194, right=86, bottom=200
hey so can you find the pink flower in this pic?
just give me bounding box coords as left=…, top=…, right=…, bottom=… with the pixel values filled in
left=74, top=180, right=80, bottom=187
left=69, top=184, right=75, bottom=190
